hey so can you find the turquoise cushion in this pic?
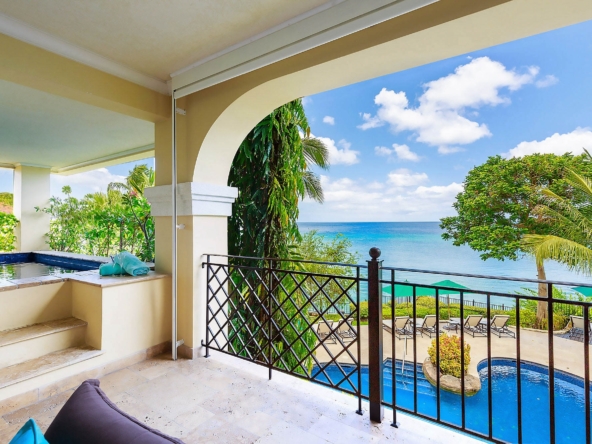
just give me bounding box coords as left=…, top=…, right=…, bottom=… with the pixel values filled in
left=9, top=419, right=49, bottom=444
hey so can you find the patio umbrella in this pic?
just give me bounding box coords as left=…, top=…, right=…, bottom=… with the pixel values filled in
left=431, top=279, right=470, bottom=318
left=381, top=283, right=436, bottom=298
left=572, top=286, right=592, bottom=297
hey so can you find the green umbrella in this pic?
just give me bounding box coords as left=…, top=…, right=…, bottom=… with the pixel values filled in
left=572, top=286, right=592, bottom=297
left=431, top=280, right=471, bottom=318
left=382, top=283, right=435, bottom=297
left=431, top=279, right=470, bottom=295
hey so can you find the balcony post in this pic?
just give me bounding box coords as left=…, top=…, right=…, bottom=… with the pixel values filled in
left=367, top=247, right=384, bottom=422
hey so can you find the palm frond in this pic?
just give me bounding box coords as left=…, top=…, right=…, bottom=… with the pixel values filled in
left=522, top=234, right=592, bottom=275
left=302, top=136, right=329, bottom=169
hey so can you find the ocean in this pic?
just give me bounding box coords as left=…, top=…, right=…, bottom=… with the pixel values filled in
left=299, top=222, right=592, bottom=304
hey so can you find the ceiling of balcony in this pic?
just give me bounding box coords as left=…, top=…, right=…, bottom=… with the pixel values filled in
left=0, top=79, right=154, bottom=170
left=0, top=0, right=331, bottom=82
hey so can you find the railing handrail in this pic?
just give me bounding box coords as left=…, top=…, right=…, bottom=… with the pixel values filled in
left=204, top=253, right=592, bottom=289
left=203, top=253, right=368, bottom=269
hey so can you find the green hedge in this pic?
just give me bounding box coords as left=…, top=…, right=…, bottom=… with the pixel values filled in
left=352, top=296, right=569, bottom=331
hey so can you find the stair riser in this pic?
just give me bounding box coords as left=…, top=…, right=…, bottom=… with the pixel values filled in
left=0, top=328, right=86, bottom=368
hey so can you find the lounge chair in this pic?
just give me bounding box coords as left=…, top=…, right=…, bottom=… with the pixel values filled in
left=480, top=315, right=515, bottom=338
left=317, top=320, right=336, bottom=343
left=463, top=315, right=485, bottom=337
left=336, top=319, right=356, bottom=342
left=568, top=315, right=591, bottom=341
left=414, top=315, right=442, bottom=338
left=383, top=316, right=413, bottom=340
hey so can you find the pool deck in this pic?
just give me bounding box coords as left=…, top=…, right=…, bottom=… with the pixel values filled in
left=0, top=351, right=480, bottom=444
left=316, top=325, right=591, bottom=379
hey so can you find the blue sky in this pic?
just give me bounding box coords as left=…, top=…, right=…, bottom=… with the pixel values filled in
left=2, top=20, right=592, bottom=222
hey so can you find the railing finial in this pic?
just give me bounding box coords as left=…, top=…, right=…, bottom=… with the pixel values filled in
left=369, top=247, right=381, bottom=260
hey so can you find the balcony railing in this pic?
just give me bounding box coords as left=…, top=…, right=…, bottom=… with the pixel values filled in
left=203, top=249, right=592, bottom=444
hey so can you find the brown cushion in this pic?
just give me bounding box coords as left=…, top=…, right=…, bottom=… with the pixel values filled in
left=44, top=379, right=184, bottom=444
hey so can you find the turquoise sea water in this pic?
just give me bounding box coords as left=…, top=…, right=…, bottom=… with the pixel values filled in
left=299, top=222, right=592, bottom=303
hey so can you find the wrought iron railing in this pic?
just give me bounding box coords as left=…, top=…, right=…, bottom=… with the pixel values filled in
left=202, top=254, right=367, bottom=413
left=203, top=250, right=592, bottom=444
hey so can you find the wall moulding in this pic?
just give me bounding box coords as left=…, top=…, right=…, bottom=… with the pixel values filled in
left=145, top=182, right=238, bottom=217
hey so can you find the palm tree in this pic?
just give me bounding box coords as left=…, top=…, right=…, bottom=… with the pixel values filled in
left=522, top=169, right=592, bottom=275
left=228, top=98, right=329, bottom=260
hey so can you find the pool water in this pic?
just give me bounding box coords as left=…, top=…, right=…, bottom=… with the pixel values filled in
left=0, top=262, right=76, bottom=280
left=313, top=359, right=591, bottom=443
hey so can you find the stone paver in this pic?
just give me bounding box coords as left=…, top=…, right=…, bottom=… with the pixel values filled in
left=1, top=351, right=480, bottom=443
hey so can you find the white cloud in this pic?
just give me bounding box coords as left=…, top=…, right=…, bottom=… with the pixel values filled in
left=437, top=146, right=465, bottom=155
left=359, top=112, right=384, bottom=130
left=535, top=75, right=559, bottom=88
left=393, top=144, right=420, bottom=162
left=505, top=128, right=592, bottom=158
left=51, top=168, right=125, bottom=198
left=375, top=144, right=421, bottom=162
left=387, top=169, right=428, bottom=187
left=375, top=146, right=393, bottom=157
left=315, top=135, right=360, bottom=165
left=411, top=182, right=463, bottom=200
left=323, top=116, right=335, bottom=125
left=301, top=174, right=462, bottom=222
left=302, top=97, right=313, bottom=105
left=359, top=57, right=545, bottom=152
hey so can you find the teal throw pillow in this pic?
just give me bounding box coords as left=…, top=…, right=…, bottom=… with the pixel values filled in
left=9, top=419, right=49, bottom=444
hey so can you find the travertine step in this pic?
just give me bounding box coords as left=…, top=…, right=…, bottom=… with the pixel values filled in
left=0, top=318, right=87, bottom=348
left=0, top=346, right=103, bottom=389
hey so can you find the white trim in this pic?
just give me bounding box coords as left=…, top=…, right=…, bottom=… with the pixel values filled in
left=173, top=0, right=438, bottom=97
left=0, top=12, right=169, bottom=95
left=0, top=163, right=14, bottom=169
left=170, top=0, right=347, bottom=78
left=145, top=183, right=238, bottom=217
left=52, top=144, right=155, bottom=175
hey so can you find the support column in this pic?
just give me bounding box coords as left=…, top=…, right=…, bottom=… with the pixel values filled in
left=146, top=182, right=237, bottom=359
left=13, top=165, right=51, bottom=251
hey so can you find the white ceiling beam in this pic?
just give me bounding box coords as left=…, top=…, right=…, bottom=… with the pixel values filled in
left=52, top=144, right=155, bottom=175
left=0, top=12, right=169, bottom=95
left=172, top=0, right=438, bottom=98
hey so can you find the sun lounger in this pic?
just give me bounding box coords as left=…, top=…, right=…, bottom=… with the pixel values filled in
left=568, top=315, right=591, bottom=340
left=383, top=316, right=413, bottom=340
left=479, top=315, right=515, bottom=338
left=414, top=315, right=442, bottom=338
left=317, top=320, right=336, bottom=343
left=463, top=315, right=485, bottom=337
left=336, top=319, right=356, bottom=342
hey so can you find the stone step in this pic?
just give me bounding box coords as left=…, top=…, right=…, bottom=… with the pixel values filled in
left=0, top=346, right=103, bottom=389
left=0, top=318, right=87, bottom=348
left=0, top=318, right=88, bottom=368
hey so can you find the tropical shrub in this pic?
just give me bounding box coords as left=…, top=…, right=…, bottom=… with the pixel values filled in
left=36, top=166, right=155, bottom=261
left=428, top=333, right=470, bottom=378
left=0, top=212, right=18, bottom=252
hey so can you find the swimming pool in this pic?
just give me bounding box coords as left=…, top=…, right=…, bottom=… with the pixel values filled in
left=0, top=252, right=102, bottom=281
left=313, top=359, right=591, bottom=443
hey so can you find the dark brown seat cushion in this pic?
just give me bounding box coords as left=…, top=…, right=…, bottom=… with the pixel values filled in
left=44, top=379, right=184, bottom=444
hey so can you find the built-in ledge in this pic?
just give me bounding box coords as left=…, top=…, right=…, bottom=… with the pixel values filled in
left=0, top=270, right=169, bottom=291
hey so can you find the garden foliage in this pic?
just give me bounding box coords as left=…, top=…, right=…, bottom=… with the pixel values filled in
left=36, top=166, right=155, bottom=261
left=0, top=212, right=18, bottom=252
left=428, top=333, right=471, bottom=378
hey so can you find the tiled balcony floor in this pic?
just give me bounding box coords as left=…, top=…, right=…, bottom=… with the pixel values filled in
left=0, top=351, right=479, bottom=443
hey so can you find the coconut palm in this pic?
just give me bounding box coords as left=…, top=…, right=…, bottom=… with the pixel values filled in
left=522, top=169, right=592, bottom=276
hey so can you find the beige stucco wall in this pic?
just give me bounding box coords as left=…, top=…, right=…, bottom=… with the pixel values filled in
left=72, top=278, right=172, bottom=355
left=0, top=33, right=170, bottom=123
left=0, top=282, right=71, bottom=331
